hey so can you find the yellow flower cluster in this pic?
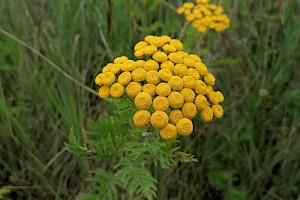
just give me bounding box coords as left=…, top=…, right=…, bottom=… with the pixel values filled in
left=177, top=0, right=230, bottom=32
left=95, top=35, right=224, bottom=141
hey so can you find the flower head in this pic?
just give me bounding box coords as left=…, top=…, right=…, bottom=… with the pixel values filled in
left=168, top=92, right=184, bottom=109
left=110, top=83, right=125, bottom=98
left=159, top=69, right=173, bottom=82
left=98, top=86, right=110, bottom=98
left=134, top=92, right=152, bottom=110
left=212, top=104, right=224, bottom=118
left=143, top=84, right=156, bottom=96
left=156, top=83, right=171, bottom=97
left=118, top=72, right=132, bottom=86
left=133, top=110, right=151, bottom=128
left=146, top=70, right=161, bottom=85
left=200, top=106, right=214, bottom=122
left=169, top=109, right=184, bottom=125
left=177, top=1, right=230, bottom=33
left=182, top=103, right=197, bottom=119
left=131, top=68, right=147, bottom=82
left=126, top=82, right=142, bottom=98
left=180, top=88, right=195, bottom=103
left=160, top=124, right=177, bottom=141
left=152, top=96, right=169, bottom=111
left=95, top=35, right=224, bottom=140
left=168, top=76, right=183, bottom=91
left=151, top=111, right=169, bottom=129
left=176, top=118, right=193, bottom=136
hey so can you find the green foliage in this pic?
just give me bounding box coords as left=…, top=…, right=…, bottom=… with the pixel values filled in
left=115, top=158, right=157, bottom=200
left=1, top=0, right=300, bottom=200
left=67, top=98, right=181, bottom=199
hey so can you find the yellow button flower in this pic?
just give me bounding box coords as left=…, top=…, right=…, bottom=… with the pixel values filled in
left=143, top=45, right=158, bottom=55
left=158, top=69, right=173, bottom=82
left=118, top=72, right=131, bottom=85
left=182, top=103, right=197, bottom=119
left=152, top=51, right=168, bottom=63
left=148, top=37, right=165, bottom=48
left=176, top=118, right=193, bottom=136
left=183, top=2, right=194, bottom=9
left=206, top=86, right=213, bottom=94
left=189, top=54, right=201, bottom=62
left=114, top=56, right=128, bottom=64
left=102, top=63, right=113, bottom=73
left=111, top=64, right=121, bottom=74
left=144, top=35, right=156, bottom=43
left=186, top=14, right=195, bottom=21
left=208, top=91, right=221, bottom=104
left=168, top=91, right=184, bottom=109
left=152, top=96, right=169, bottom=111
left=122, top=60, right=137, bottom=72
left=110, top=83, right=125, bottom=98
left=173, top=64, right=188, bottom=77
left=143, top=60, right=159, bottom=71
left=194, top=62, right=208, bottom=76
left=146, top=71, right=160, bottom=85
left=162, top=44, right=177, bottom=54
left=168, top=52, right=183, bottom=64
left=184, top=9, right=191, bottom=15
left=134, top=49, right=144, bottom=58
left=212, top=104, right=224, bottom=118
left=102, top=72, right=115, bottom=86
left=198, top=26, right=207, bottom=33
left=160, top=124, right=177, bottom=141
left=177, top=7, right=185, bottom=14
left=168, top=76, right=183, bottom=91
left=204, top=73, right=216, bottom=86
left=169, top=39, right=184, bottom=51
left=160, top=61, right=175, bottom=71
left=177, top=51, right=189, bottom=58
left=188, top=68, right=200, bottom=80
left=169, top=110, right=183, bottom=125
left=216, top=91, right=224, bottom=102
left=98, top=86, right=110, bottom=98
left=200, top=106, right=213, bottom=122
left=126, top=82, right=142, bottom=98
left=161, top=35, right=172, bottom=43
left=156, top=83, right=171, bottom=97
left=194, top=95, right=208, bottom=111
left=194, top=80, right=207, bottom=95
left=180, top=88, right=195, bottom=103
left=95, top=73, right=104, bottom=85
left=134, top=41, right=148, bottom=51
left=182, top=76, right=196, bottom=89
left=133, top=110, right=151, bottom=128
left=142, top=83, right=156, bottom=96
left=151, top=111, right=169, bottom=129
left=135, top=60, right=145, bottom=68
left=134, top=92, right=152, bottom=110
left=131, top=68, right=147, bottom=82
left=183, top=57, right=196, bottom=68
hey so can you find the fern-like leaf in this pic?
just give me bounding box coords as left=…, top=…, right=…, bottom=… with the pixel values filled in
left=115, top=158, right=157, bottom=200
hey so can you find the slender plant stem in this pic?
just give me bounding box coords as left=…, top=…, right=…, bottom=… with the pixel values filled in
left=0, top=28, right=98, bottom=96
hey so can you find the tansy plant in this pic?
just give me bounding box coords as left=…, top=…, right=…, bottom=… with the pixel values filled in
left=95, top=35, right=224, bottom=140
left=67, top=35, right=224, bottom=200
left=177, top=0, right=230, bottom=33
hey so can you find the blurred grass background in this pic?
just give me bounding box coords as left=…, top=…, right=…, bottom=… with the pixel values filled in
left=1, top=0, right=300, bottom=199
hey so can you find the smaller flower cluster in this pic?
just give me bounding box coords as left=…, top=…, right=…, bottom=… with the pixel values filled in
left=177, top=0, right=230, bottom=32
left=95, top=35, right=224, bottom=141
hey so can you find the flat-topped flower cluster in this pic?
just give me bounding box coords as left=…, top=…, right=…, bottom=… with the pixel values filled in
left=177, top=0, right=230, bottom=32
left=95, top=35, right=224, bottom=140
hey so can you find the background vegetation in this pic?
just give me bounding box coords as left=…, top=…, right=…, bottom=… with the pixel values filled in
left=1, top=0, right=300, bottom=199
